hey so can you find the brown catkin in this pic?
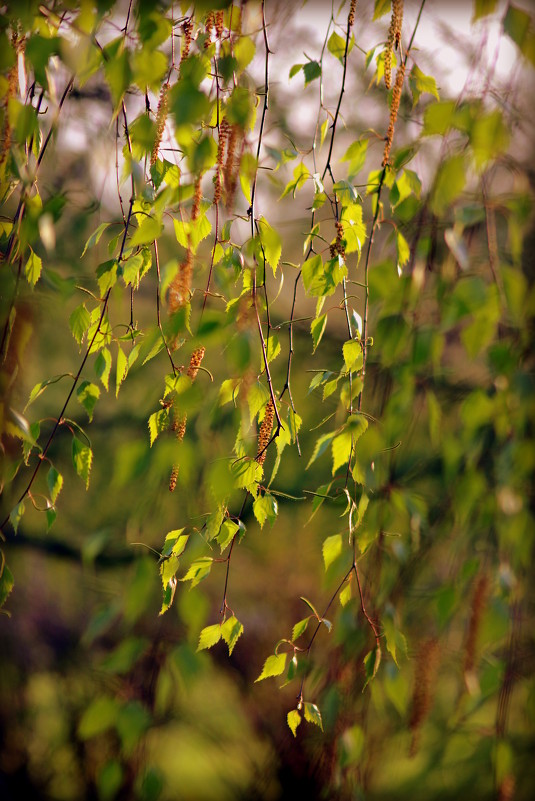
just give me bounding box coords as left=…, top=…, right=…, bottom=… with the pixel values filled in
left=150, top=83, right=169, bottom=166
left=409, top=637, right=439, bottom=756
left=382, top=60, right=406, bottom=167
left=214, top=119, right=229, bottom=204
left=384, top=10, right=396, bottom=90
left=256, top=399, right=275, bottom=466
left=168, top=249, right=193, bottom=313
left=205, top=11, right=215, bottom=46
left=393, top=0, right=404, bottom=49
left=169, top=464, right=179, bottom=492
left=348, top=0, right=357, bottom=28
left=187, top=346, right=205, bottom=380
left=463, top=574, right=489, bottom=675
left=182, top=17, right=194, bottom=59
left=215, top=10, right=224, bottom=40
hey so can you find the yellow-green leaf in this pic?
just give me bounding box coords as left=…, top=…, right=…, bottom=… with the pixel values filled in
left=255, top=652, right=287, bottom=682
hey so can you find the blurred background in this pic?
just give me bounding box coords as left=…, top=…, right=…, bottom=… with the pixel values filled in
left=1, top=1, right=534, bottom=799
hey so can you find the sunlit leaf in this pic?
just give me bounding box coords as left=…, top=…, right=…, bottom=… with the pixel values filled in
left=255, top=652, right=287, bottom=682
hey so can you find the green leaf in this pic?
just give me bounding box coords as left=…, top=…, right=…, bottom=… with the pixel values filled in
left=101, top=637, right=149, bottom=674
left=81, top=222, right=110, bottom=257
left=76, top=381, right=100, bottom=422
left=322, top=533, right=342, bottom=571
left=257, top=217, right=282, bottom=275
left=503, top=4, right=535, bottom=64
left=231, top=459, right=262, bottom=490
left=148, top=408, right=169, bottom=447
left=382, top=615, right=408, bottom=667
left=226, top=85, right=254, bottom=128
left=255, top=652, right=287, bottom=682
left=253, top=492, right=278, bottom=528
left=339, top=583, right=352, bottom=607
left=70, top=303, right=91, bottom=346
left=363, top=646, right=382, bottom=690
left=292, top=616, right=311, bottom=642
left=95, top=348, right=112, bottom=391
left=311, top=314, right=327, bottom=353
left=25, top=248, right=42, bottom=286
left=287, top=709, right=301, bottom=737
left=423, top=100, right=457, bottom=136
left=343, top=339, right=363, bottom=372
left=78, top=697, right=118, bottom=739
left=217, top=519, right=239, bottom=552
left=409, top=64, right=439, bottom=107
left=103, top=42, right=131, bottom=110
left=221, top=615, right=244, bottom=655
left=472, top=0, right=498, bottom=21
left=289, top=63, right=303, bottom=79
left=431, top=154, right=466, bottom=217
left=47, top=466, right=63, bottom=504
left=307, top=431, right=336, bottom=469
left=116, top=345, right=128, bottom=397
left=303, top=60, right=321, bottom=86
left=9, top=501, right=25, bottom=534
left=373, top=0, right=391, bottom=19
left=96, top=259, right=118, bottom=295
left=328, top=31, right=350, bottom=63
left=161, top=530, right=189, bottom=559
left=180, top=557, right=213, bottom=588
left=129, top=215, right=163, bottom=248
left=197, top=623, right=222, bottom=651
left=396, top=230, right=410, bottom=269
left=72, top=437, right=92, bottom=489
left=0, top=560, right=14, bottom=608
left=341, top=139, right=368, bottom=177
left=303, top=702, right=323, bottom=730
left=332, top=429, right=353, bottom=474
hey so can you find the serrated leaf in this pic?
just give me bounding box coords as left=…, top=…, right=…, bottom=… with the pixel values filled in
left=197, top=623, right=222, bottom=651
left=307, top=432, right=336, bottom=469
left=160, top=530, right=189, bottom=559
left=322, top=533, right=342, bottom=571
left=72, top=437, right=92, bottom=489
left=300, top=596, right=320, bottom=619
left=81, top=222, right=110, bottom=257
left=25, top=248, right=42, bottom=286
left=311, top=313, right=327, bottom=353
left=287, top=709, right=301, bottom=737
left=159, top=576, right=177, bottom=615
left=258, top=217, right=282, bottom=275
left=129, top=215, right=163, bottom=248
left=255, top=652, right=287, bottom=682
left=343, top=339, right=363, bottom=372
left=304, top=702, right=323, bottom=730
left=148, top=408, right=169, bottom=447
left=292, top=616, right=311, bottom=642
left=409, top=64, right=440, bottom=107
left=396, top=230, right=410, bottom=270
left=221, top=615, right=244, bottom=655
left=96, top=259, right=118, bottom=295
left=76, top=380, right=100, bottom=422
left=332, top=430, right=353, bottom=475
left=253, top=493, right=278, bottom=529
left=47, top=466, right=63, bottom=504
left=231, top=459, right=262, bottom=490
left=180, top=557, right=213, bottom=588
left=95, top=348, right=112, bottom=391
left=116, top=345, right=128, bottom=397
left=217, top=519, right=239, bottom=552
left=70, top=303, right=91, bottom=346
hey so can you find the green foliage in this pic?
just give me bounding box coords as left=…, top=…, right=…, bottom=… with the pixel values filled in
left=0, top=1, right=534, bottom=799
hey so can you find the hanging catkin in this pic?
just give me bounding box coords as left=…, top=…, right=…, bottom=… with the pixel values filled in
left=256, top=399, right=275, bottom=466
left=150, top=83, right=169, bottom=167
left=169, top=348, right=205, bottom=491
left=382, top=60, right=405, bottom=167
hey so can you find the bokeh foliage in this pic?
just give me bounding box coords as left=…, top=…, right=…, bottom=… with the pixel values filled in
left=1, top=0, right=534, bottom=799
